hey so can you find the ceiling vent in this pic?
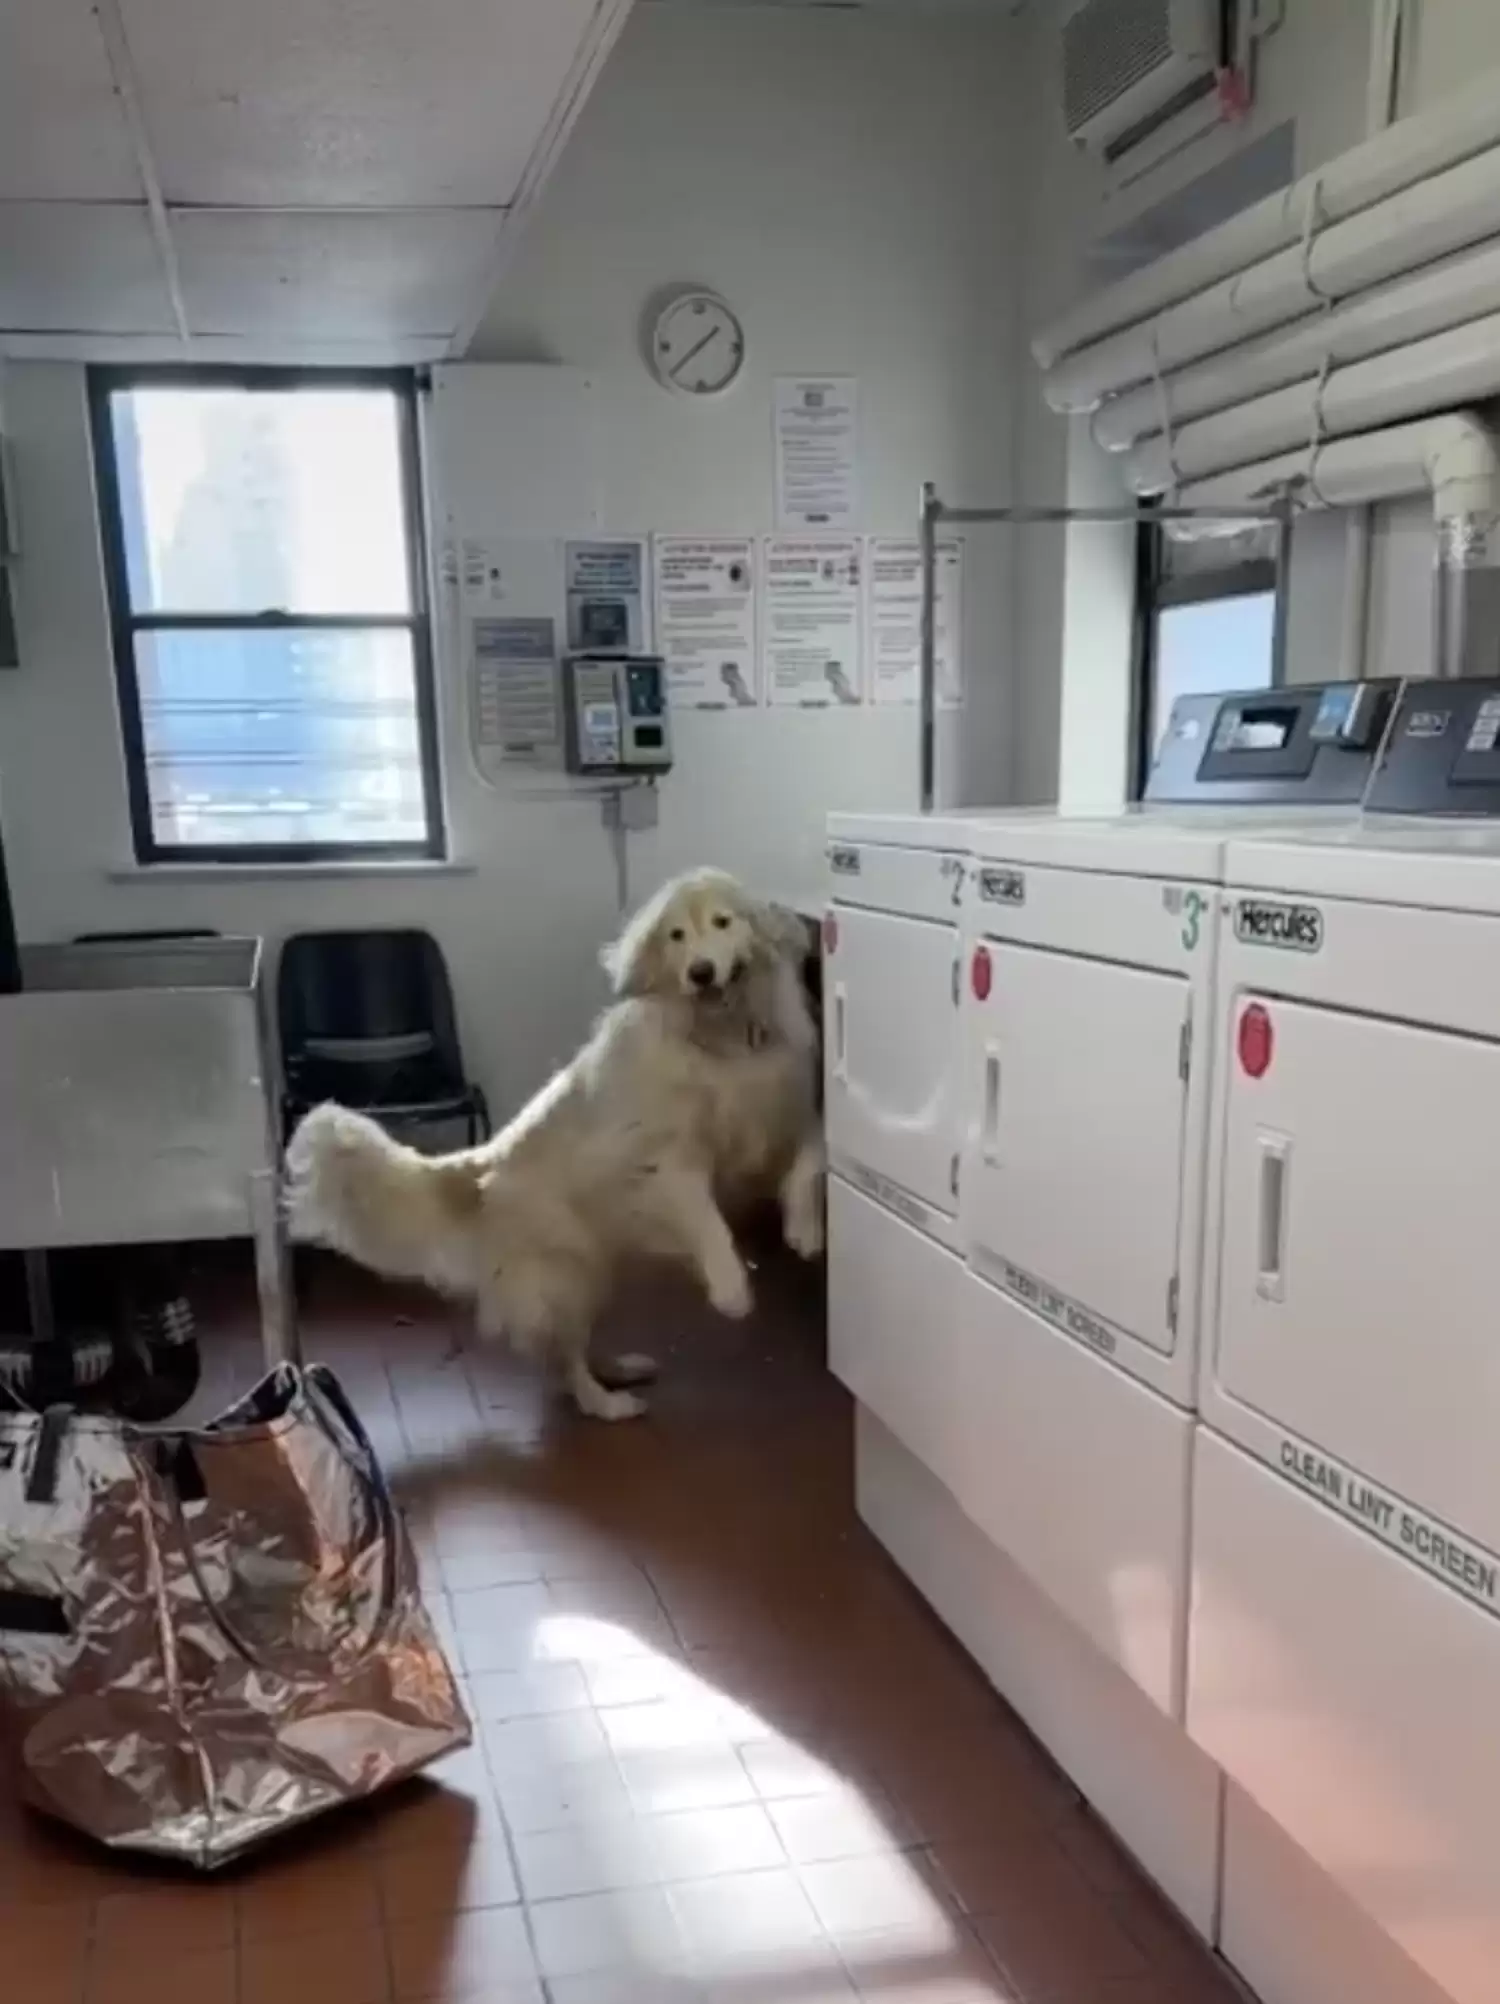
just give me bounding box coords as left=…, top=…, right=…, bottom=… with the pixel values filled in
left=1063, top=0, right=1223, bottom=159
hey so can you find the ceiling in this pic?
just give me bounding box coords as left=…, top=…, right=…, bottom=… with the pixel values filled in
left=0, top=0, right=632, bottom=363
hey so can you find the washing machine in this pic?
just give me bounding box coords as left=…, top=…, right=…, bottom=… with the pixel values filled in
left=1189, top=674, right=1500, bottom=2004
left=947, top=678, right=1400, bottom=1720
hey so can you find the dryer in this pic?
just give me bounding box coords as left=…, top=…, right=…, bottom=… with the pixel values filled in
left=949, top=678, right=1400, bottom=1720
left=822, top=813, right=982, bottom=1494
left=1190, top=674, right=1500, bottom=2004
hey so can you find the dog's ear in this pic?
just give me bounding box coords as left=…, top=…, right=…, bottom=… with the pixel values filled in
left=747, top=896, right=813, bottom=964
left=601, top=888, right=671, bottom=998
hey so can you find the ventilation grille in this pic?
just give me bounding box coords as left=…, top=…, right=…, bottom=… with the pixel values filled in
left=1063, top=0, right=1177, bottom=133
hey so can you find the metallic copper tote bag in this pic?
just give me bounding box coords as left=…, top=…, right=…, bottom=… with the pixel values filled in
left=0, top=1362, right=470, bottom=1868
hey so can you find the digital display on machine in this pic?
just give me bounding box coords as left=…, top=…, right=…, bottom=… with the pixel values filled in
left=1213, top=703, right=1297, bottom=754
left=635, top=725, right=664, bottom=748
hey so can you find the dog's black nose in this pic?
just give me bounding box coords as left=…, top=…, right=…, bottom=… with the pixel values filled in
left=688, top=958, right=716, bottom=988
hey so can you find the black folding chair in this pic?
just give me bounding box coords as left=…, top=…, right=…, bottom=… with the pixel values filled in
left=277, top=928, right=490, bottom=1147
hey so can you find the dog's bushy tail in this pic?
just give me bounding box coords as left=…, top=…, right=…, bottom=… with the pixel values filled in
left=284, top=1103, right=485, bottom=1292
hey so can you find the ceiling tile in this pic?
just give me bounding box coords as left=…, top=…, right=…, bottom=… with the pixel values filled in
left=0, top=203, right=176, bottom=334
left=171, top=207, right=502, bottom=339
left=118, top=0, right=606, bottom=207
left=0, top=0, right=142, bottom=199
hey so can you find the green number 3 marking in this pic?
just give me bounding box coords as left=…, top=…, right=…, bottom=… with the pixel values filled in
left=1180, top=890, right=1204, bottom=952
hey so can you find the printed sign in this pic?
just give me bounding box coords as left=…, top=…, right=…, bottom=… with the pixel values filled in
left=1276, top=1436, right=1500, bottom=1617
left=988, top=1258, right=1124, bottom=1361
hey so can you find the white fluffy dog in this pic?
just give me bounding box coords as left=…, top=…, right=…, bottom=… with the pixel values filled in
left=284, top=869, right=824, bottom=1420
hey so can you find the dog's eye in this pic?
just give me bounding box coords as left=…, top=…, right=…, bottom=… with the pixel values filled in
left=669, top=927, right=686, bottom=943
left=711, top=914, right=730, bottom=930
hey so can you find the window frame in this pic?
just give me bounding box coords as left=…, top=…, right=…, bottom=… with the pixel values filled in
left=1129, top=515, right=1281, bottom=800
left=88, top=363, right=446, bottom=867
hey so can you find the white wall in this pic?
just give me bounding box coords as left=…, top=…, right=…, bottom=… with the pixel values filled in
left=0, top=0, right=1018, bottom=1116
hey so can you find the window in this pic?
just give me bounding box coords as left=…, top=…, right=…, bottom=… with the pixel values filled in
left=90, top=368, right=443, bottom=864
left=1131, top=519, right=1280, bottom=798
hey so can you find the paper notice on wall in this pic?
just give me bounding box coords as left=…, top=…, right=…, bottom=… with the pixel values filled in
left=762, top=538, right=862, bottom=707
left=866, top=537, right=964, bottom=706
left=456, top=538, right=548, bottom=606
left=565, top=539, right=649, bottom=653
left=774, top=378, right=858, bottom=531
left=653, top=536, right=758, bottom=708
left=470, top=615, right=561, bottom=766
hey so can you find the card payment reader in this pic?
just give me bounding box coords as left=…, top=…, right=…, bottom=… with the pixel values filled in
left=1146, top=679, right=1400, bottom=805
left=562, top=654, right=673, bottom=778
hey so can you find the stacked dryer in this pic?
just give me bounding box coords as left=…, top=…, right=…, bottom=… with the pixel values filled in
left=823, top=678, right=1403, bottom=1929
left=1189, top=673, right=1500, bottom=2004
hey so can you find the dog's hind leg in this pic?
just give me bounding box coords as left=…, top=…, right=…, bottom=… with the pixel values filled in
left=564, top=1342, right=648, bottom=1422
left=478, top=1261, right=647, bottom=1422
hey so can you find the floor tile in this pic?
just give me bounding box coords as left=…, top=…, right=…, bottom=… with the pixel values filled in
left=526, top=1885, right=685, bottom=1980
left=769, top=1788, right=912, bottom=1864
left=7, top=1902, right=92, bottom=2004
left=237, top=1843, right=384, bottom=1941
left=375, top=1828, right=520, bottom=1921
left=513, top=1817, right=661, bottom=1902
left=91, top=1880, right=237, bottom=1955
left=800, top=1851, right=954, bottom=1939
left=466, top=1663, right=593, bottom=1722
left=240, top=1924, right=393, bottom=2004
left=387, top=1903, right=539, bottom=1999
left=1, top=1263, right=1233, bottom=2004
left=669, top=1865, right=825, bottom=1970
left=87, top=1944, right=239, bottom=2004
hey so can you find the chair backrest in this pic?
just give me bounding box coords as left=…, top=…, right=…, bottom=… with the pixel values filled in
left=277, top=929, right=465, bottom=1106
left=75, top=928, right=220, bottom=943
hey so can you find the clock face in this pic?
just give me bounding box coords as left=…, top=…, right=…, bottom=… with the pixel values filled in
left=652, top=292, right=744, bottom=396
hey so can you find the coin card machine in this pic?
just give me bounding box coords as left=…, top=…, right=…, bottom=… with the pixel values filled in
left=1361, top=672, right=1500, bottom=812
left=1146, top=679, right=1400, bottom=805
left=561, top=654, right=673, bottom=778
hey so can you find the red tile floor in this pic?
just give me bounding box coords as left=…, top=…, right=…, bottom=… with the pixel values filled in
left=2, top=1232, right=1243, bottom=2004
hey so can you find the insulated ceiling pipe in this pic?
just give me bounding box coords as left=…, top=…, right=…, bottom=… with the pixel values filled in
left=1124, top=307, right=1500, bottom=493
left=1092, top=240, right=1500, bottom=456
left=1171, top=412, right=1500, bottom=682
left=1032, top=64, right=1500, bottom=370
left=1041, top=141, right=1500, bottom=414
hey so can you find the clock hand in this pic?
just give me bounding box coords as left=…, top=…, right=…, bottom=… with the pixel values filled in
left=670, top=326, right=721, bottom=380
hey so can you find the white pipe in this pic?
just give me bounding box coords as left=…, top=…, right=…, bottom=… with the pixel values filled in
left=1125, top=307, right=1500, bottom=492
left=1091, top=240, right=1500, bottom=455
left=1043, top=142, right=1500, bottom=414
left=1032, top=62, right=1500, bottom=371
left=1170, top=413, right=1500, bottom=528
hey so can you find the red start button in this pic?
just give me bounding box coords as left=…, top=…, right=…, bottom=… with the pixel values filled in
left=1238, top=1002, right=1274, bottom=1079
left=822, top=912, right=838, bottom=955
left=971, top=945, right=993, bottom=1002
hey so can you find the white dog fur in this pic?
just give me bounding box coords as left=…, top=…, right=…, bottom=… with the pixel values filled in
left=284, top=868, right=825, bottom=1420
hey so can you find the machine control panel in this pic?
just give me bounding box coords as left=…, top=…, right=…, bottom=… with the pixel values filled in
left=1364, top=675, right=1500, bottom=813
left=561, top=654, right=673, bottom=777
left=1147, top=679, right=1401, bottom=805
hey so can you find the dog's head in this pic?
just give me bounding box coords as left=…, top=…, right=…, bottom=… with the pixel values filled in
left=602, top=868, right=804, bottom=1004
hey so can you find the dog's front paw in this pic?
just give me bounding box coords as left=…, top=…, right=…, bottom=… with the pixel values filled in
left=784, top=1205, right=824, bottom=1261
left=709, top=1263, right=754, bottom=1320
